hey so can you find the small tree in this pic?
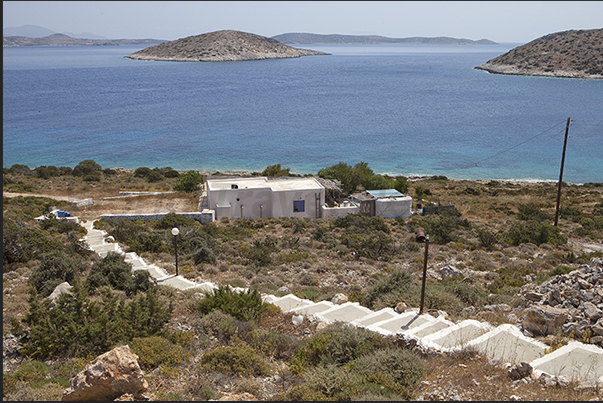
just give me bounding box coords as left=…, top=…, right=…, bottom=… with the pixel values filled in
left=261, top=163, right=291, bottom=177
left=72, top=159, right=102, bottom=177
left=173, top=170, right=204, bottom=192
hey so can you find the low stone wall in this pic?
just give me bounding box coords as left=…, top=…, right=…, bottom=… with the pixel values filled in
left=100, top=210, right=214, bottom=223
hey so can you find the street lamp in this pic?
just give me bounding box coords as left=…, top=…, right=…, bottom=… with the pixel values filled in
left=415, top=228, right=430, bottom=315
left=171, top=227, right=179, bottom=276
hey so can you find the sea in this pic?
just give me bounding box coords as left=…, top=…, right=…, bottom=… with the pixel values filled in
left=3, top=43, right=603, bottom=184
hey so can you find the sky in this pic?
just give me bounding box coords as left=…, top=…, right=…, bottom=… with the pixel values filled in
left=3, top=1, right=603, bottom=44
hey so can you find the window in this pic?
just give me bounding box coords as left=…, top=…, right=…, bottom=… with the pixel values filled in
left=293, top=200, right=305, bottom=213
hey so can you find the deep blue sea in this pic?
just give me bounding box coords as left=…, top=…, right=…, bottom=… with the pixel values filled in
left=3, top=43, right=603, bottom=183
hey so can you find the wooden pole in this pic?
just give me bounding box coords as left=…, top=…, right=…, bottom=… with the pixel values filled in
left=419, top=238, right=429, bottom=315
left=554, top=117, right=571, bottom=226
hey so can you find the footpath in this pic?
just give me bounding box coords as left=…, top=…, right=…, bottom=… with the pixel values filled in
left=81, top=220, right=603, bottom=386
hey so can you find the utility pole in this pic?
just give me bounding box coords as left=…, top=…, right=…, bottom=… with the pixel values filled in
left=554, top=117, right=571, bottom=226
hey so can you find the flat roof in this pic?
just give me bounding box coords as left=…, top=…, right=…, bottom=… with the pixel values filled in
left=207, top=176, right=323, bottom=192
left=367, top=189, right=405, bottom=198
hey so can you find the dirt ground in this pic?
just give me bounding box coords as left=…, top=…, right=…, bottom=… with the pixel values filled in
left=3, top=191, right=202, bottom=223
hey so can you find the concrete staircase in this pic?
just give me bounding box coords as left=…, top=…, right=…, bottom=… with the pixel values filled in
left=81, top=220, right=603, bottom=386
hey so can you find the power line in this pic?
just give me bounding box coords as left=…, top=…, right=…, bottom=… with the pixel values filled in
left=470, top=120, right=569, bottom=168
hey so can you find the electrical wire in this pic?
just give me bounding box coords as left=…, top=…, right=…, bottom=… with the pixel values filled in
left=469, top=119, right=570, bottom=168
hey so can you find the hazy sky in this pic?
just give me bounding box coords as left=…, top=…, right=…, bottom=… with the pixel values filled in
left=3, top=1, right=603, bottom=44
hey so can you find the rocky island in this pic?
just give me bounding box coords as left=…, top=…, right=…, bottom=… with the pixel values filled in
left=272, top=32, right=497, bottom=45
left=2, top=33, right=164, bottom=47
left=475, top=28, right=603, bottom=79
left=125, top=30, right=328, bottom=62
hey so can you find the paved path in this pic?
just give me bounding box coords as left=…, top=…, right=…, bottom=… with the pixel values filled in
left=81, top=220, right=603, bottom=386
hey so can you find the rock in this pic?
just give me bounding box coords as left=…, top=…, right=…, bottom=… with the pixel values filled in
left=395, top=302, right=408, bottom=313
left=292, top=315, right=304, bottom=326
left=508, top=362, right=533, bottom=380
left=331, top=293, right=348, bottom=305
left=48, top=282, right=73, bottom=303
left=277, top=286, right=289, bottom=293
left=521, top=305, right=568, bottom=336
left=62, top=345, right=148, bottom=401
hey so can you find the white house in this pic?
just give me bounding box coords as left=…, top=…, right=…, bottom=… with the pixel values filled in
left=206, top=176, right=326, bottom=220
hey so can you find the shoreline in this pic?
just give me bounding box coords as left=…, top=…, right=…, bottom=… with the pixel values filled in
left=110, top=167, right=586, bottom=186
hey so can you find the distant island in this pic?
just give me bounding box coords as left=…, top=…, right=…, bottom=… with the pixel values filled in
left=2, top=33, right=165, bottom=47
left=125, top=30, right=328, bottom=62
left=271, top=32, right=497, bottom=45
left=475, top=28, right=603, bottom=79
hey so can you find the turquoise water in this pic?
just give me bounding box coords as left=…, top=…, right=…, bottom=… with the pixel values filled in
left=3, top=44, right=602, bottom=183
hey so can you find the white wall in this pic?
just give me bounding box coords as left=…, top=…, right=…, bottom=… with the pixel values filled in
left=207, top=180, right=324, bottom=219
left=375, top=196, right=412, bottom=219
left=321, top=204, right=360, bottom=219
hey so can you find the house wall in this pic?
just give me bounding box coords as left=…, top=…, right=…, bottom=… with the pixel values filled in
left=209, top=188, right=273, bottom=219
left=207, top=178, right=325, bottom=219
left=270, top=189, right=324, bottom=219
left=375, top=196, right=413, bottom=219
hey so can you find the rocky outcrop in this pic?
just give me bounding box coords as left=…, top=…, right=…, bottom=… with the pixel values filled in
left=475, top=28, right=603, bottom=79
left=126, top=30, right=328, bottom=62
left=62, top=345, right=148, bottom=401
left=517, top=258, right=603, bottom=345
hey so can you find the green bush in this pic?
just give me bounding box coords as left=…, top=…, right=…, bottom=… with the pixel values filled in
left=86, top=252, right=155, bottom=296
left=353, top=346, right=425, bottom=390
left=199, top=344, right=273, bottom=377
left=504, top=220, right=567, bottom=246
left=29, top=250, right=85, bottom=297
left=72, top=159, right=102, bottom=177
left=290, top=322, right=391, bottom=373
left=173, top=170, right=204, bottom=192
left=130, top=336, right=191, bottom=371
left=261, top=163, right=292, bottom=177
left=362, top=269, right=419, bottom=310
left=517, top=202, right=551, bottom=221
left=247, top=327, right=298, bottom=360
left=21, top=282, right=172, bottom=359
left=197, top=286, right=280, bottom=322
left=301, top=364, right=362, bottom=400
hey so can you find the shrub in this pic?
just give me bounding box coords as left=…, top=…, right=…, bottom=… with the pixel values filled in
left=173, top=170, right=204, bottom=192
left=21, top=283, right=172, bottom=359
left=86, top=252, right=156, bottom=296
left=504, top=220, right=567, bottom=246
left=130, top=335, right=191, bottom=371
left=196, top=286, right=279, bottom=322
left=517, top=202, right=551, bottom=221
left=289, top=322, right=391, bottom=373
left=247, top=328, right=298, bottom=360
left=72, top=159, right=102, bottom=177
left=362, top=269, right=418, bottom=310
left=29, top=250, right=85, bottom=297
left=353, top=346, right=425, bottom=389
left=301, top=364, right=362, bottom=400
left=261, top=163, right=291, bottom=177
left=198, top=344, right=273, bottom=377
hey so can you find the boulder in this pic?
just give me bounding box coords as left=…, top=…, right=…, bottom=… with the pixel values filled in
left=48, top=282, right=73, bottom=303
left=508, top=362, right=533, bottom=380
left=62, top=345, right=148, bottom=401
left=521, top=305, right=568, bottom=336
left=331, top=293, right=348, bottom=305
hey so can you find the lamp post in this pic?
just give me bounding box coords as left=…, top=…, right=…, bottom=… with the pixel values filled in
left=415, top=228, right=430, bottom=315
left=171, top=227, right=179, bottom=276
